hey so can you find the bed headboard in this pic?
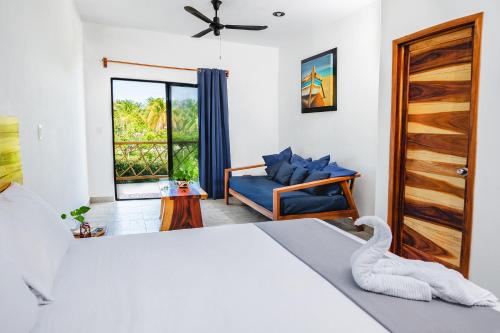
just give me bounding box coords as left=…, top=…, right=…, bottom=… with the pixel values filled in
left=0, top=116, right=23, bottom=193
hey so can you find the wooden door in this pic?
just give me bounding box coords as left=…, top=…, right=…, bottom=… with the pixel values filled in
left=388, top=13, right=483, bottom=276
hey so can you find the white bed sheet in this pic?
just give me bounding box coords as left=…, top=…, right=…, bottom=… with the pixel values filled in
left=33, top=223, right=387, bottom=333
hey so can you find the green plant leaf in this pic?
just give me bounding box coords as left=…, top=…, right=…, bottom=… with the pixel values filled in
left=61, top=214, right=67, bottom=219
left=74, top=215, right=85, bottom=223
left=78, top=206, right=91, bottom=214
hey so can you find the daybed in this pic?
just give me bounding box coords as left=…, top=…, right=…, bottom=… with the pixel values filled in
left=224, top=163, right=360, bottom=221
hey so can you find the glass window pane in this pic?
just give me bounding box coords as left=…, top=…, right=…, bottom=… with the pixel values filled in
left=171, top=86, right=198, bottom=181
left=112, top=80, right=167, bottom=199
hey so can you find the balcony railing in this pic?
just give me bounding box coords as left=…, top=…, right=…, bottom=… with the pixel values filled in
left=114, top=140, right=198, bottom=182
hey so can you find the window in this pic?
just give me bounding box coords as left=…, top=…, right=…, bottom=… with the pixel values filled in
left=111, top=78, right=198, bottom=200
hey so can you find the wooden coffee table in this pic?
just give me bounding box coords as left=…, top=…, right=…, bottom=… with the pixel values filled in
left=159, top=181, right=208, bottom=231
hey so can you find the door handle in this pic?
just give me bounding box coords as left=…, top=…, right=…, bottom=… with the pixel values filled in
left=457, top=167, right=468, bottom=177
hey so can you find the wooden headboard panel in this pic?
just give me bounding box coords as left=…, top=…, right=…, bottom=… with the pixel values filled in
left=0, top=116, right=23, bottom=193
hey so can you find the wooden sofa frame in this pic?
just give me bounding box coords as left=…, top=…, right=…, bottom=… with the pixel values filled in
left=224, top=164, right=360, bottom=222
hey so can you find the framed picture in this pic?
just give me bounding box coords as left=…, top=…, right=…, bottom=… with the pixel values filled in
left=301, top=48, right=337, bottom=113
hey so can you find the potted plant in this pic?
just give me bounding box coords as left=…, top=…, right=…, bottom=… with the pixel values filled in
left=61, top=206, right=92, bottom=238
left=173, top=165, right=197, bottom=188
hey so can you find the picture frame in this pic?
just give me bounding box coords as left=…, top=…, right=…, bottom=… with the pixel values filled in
left=301, top=48, right=337, bottom=113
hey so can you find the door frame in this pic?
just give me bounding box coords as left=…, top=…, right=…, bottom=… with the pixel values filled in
left=110, top=77, right=198, bottom=201
left=387, top=13, right=483, bottom=276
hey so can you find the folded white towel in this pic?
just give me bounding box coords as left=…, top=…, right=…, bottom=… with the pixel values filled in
left=351, top=216, right=498, bottom=307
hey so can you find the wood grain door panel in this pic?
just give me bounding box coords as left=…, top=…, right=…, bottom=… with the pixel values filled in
left=388, top=14, right=483, bottom=276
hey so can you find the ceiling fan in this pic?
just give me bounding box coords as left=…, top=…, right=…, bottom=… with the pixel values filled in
left=184, top=0, right=268, bottom=38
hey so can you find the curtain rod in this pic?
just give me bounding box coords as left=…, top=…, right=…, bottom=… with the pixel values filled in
left=101, top=57, right=229, bottom=77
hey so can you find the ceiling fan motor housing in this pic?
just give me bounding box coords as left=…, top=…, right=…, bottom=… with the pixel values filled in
left=210, top=16, right=224, bottom=36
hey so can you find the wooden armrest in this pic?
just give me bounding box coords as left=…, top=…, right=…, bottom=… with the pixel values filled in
left=225, top=163, right=266, bottom=173
left=274, top=173, right=360, bottom=194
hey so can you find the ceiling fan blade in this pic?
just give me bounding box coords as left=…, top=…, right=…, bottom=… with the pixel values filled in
left=192, top=28, right=213, bottom=38
left=224, top=25, right=268, bottom=31
left=184, top=6, right=214, bottom=24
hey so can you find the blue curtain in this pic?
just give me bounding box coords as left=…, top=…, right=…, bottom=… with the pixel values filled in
left=198, top=68, right=231, bottom=199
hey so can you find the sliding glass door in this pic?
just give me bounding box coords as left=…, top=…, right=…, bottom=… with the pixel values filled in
left=111, top=78, right=198, bottom=200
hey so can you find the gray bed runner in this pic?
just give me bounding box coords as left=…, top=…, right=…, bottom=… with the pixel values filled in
left=256, top=219, right=500, bottom=333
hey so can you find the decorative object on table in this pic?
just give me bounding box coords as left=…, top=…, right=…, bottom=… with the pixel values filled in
left=160, top=181, right=208, bottom=231
left=301, top=48, right=337, bottom=113
left=198, top=68, right=231, bottom=199
left=72, top=226, right=107, bottom=238
left=173, top=165, right=197, bottom=188
left=0, top=116, right=23, bottom=193
left=61, top=206, right=92, bottom=238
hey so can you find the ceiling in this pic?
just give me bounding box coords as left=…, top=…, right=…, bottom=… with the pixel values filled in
left=75, top=0, right=375, bottom=47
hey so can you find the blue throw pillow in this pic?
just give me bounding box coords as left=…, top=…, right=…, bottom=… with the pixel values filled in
left=322, top=163, right=357, bottom=178
left=306, top=155, right=330, bottom=172
left=321, top=163, right=357, bottom=196
left=290, top=154, right=312, bottom=168
left=265, top=160, right=284, bottom=179
left=262, top=147, right=292, bottom=167
left=273, top=162, right=296, bottom=185
left=289, top=166, right=309, bottom=185
left=302, top=171, right=331, bottom=195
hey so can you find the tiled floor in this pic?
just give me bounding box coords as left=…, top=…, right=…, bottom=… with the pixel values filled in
left=87, top=198, right=372, bottom=240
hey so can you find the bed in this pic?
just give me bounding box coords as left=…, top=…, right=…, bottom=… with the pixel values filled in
left=32, top=221, right=386, bottom=333
left=21, top=218, right=500, bottom=333
left=1, top=117, right=500, bottom=333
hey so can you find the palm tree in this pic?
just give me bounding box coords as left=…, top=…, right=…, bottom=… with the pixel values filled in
left=113, top=100, right=143, bottom=137
left=172, top=99, right=198, bottom=140
left=144, top=98, right=167, bottom=132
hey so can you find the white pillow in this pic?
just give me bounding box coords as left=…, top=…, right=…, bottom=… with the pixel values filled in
left=0, top=183, right=74, bottom=303
left=0, top=254, right=39, bottom=333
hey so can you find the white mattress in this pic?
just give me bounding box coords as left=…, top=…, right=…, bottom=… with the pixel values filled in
left=33, top=223, right=387, bottom=333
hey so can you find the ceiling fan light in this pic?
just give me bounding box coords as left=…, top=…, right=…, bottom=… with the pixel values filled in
left=272, top=11, right=285, bottom=17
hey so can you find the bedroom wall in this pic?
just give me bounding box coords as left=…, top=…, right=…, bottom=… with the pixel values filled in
left=83, top=23, right=279, bottom=199
left=277, top=1, right=381, bottom=216
left=376, top=0, right=500, bottom=296
left=0, top=0, right=89, bottom=211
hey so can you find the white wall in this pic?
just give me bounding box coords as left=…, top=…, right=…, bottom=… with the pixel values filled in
left=278, top=1, right=381, bottom=216
left=376, top=0, right=500, bottom=296
left=83, top=23, right=279, bottom=199
left=0, top=0, right=89, bottom=211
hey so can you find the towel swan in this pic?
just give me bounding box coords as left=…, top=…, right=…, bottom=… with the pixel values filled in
left=351, top=216, right=498, bottom=306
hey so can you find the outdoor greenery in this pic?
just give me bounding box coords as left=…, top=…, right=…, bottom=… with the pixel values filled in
left=113, top=97, right=199, bottom=182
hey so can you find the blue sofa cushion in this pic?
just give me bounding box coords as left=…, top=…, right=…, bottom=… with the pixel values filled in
left=265, top=160, right=283, bottom=179
left=229, top=176, right=347, bottom=215
left=322, top=163, right=357, bottom=177
left=290, top=154, right=312, bottom=168
left=320, top=163, right=357, bottom=196
left=262, top=147, right=292, bottom=167
left=281, top=194, right=347, bottom=215
left=306, top=155, right=330, bottom=172
left=289, top=166, right=309, bottom=185
left=274, top=162, right=296, bottom=185
left=302, top=171, right=331, bottom=195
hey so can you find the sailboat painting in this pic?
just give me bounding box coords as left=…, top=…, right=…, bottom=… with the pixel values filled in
left=301, top=48, right=337, bottom=113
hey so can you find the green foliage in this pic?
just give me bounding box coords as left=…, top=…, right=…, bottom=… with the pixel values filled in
left=113, top=96, right=199, bottom=180
left=173, top=164, right=197, bottom=181
left=61, top=206, right=91, bottom=225
left=113, top=97, right=199, bottom=142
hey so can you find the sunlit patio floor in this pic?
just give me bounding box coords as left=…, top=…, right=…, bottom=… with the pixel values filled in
left=116, top=182, right=160, bottom=200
